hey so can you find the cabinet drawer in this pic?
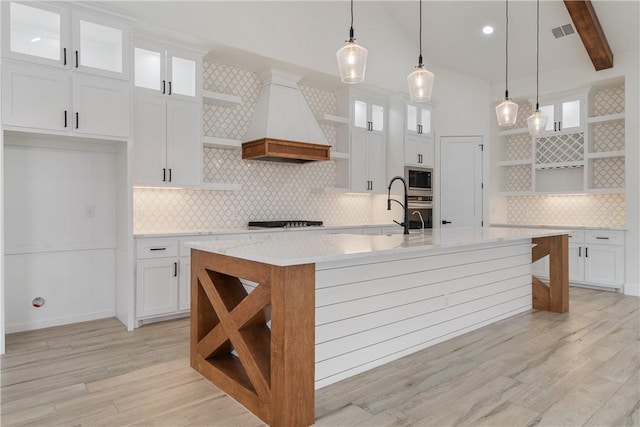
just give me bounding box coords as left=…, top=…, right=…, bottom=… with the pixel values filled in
left=585, top=230, right=624, bottom=246
left=136, top=238, right=179, bottom=259
left=567, top=230, right=585, bottom=244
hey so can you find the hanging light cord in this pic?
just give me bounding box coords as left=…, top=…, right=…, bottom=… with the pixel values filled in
left=349, top=0, right=355, bottom=41
left=418, top=0, right=423, bottom=66
left=535, top=0, right=540, bottom=110
left=504, top=0, right=509, bottom=98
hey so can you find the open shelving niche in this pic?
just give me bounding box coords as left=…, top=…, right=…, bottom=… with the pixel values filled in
left=497, top=80, right=625, bottom=195
left=200, top=90, right=244, bottom=190
left=585, top=79, right=626, bottom=194
left=312, top=112, right=353, bottom=194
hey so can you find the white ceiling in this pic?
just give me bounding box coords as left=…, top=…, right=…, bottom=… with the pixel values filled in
left=98, top=1, right=639, bottom=90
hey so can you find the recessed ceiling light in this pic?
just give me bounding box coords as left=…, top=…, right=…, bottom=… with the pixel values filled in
left=482, top=26, right=494, bottom=35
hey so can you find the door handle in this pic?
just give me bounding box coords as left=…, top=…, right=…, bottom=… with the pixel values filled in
left=442, top=220, right=452, bottom=225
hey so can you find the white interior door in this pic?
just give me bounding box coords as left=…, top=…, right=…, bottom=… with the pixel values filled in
left=440, top=136, right=483, bottom=227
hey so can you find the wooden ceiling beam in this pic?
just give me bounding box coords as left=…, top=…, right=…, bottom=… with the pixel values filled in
left=563, top=0, right=613, bottom=70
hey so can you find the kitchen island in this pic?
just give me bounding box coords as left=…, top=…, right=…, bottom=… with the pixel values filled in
left=187, top=227, right=568, bottom=427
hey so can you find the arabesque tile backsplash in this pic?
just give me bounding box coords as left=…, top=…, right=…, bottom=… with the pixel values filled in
left=134, top=60, right=380, bottom=234
left=507, top=194, right=626, bottom=228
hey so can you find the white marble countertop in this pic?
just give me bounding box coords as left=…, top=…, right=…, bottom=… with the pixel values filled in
left=491, top=223, right=626, bottom=231
left=134, top=224, right=396, bottom=239
left=186, top=226, right=570, bottom=267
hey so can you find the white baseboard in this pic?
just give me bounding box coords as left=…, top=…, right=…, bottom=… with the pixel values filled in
left=624, top=282, right=640, bottom=297
left=5, top=310, right=116, bottom=334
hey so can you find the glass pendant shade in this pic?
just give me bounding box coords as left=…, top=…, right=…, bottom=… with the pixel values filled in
left=407, top=65, right=434, bottom=102
left=337, top=41, right=367, bottom=84
left=495, top=98, right=519, bottom=126
left=527, top=109, right=547, bottom=135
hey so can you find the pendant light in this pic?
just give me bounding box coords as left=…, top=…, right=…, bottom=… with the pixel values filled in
left=407, top=0, right=434, bottom=102
left=527, top=0, right=548, bottom=135
left=336, top=0, right=368, bottom=84
left=495, top=0, right=518, bottom=126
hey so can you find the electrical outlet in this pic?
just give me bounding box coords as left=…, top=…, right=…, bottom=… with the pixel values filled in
left=86, top=205, right=95, bottom=218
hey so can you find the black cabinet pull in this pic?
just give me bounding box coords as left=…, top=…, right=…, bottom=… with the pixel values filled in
left=162, top=168, right=167, bottom=182
left=585, top=247, right=589, bottom=258
left=162, top=80, right=166, bottom=94
left=64, top=110, right=67, bottom=128
left=149, top=247, right=167, bottom=251
left=442, top=220, right=452, bottom=225
left=168, top=81, right=172, bottom=95
left=75, top=50, right=78, bottom=68
left=370, top=180, right=373, bottom=191
left=174, top=262, right=178, bottom=277
left=558, top=121, right=561, bottom=131
left=554, top=122, right=557, bottom=132
left=578, top=246, right=582, bottom=257
left=63, top=48, right=67, bottom=65
left=595, top=236, right=610, bottom=240
left=168, top=169, right=172, bottom=182
left=75, top=112, right=79, bottom=129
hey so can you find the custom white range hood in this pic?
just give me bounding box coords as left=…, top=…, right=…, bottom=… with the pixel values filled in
left=242, top=69, right=331, bottom=163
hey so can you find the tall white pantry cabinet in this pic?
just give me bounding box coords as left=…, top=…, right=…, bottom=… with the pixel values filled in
left=131, top=39, right=204, bottom=187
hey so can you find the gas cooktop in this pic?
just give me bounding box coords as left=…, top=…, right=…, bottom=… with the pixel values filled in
left=248, top=220, right=323, bottom=228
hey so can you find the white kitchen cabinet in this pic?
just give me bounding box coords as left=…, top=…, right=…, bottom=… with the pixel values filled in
left=538, top=92, right=586, bottom=133
left=134, top=39, right=201, bottom=101
left=1, top=60, right=70, bottom=131
left=2, top=2, right=130, bottom=80
left=135, top=237, right=182, bottom=320
left=406, top=102, right=431, bottom=136
left=179, top=258, right=191, bottom=312
left=2, top=60, right=129, bottom=137
left=136, top=258, right=178, bottom=318
left=352, top=93, right=385, bottom=134
left=405, top=134, right=433, bottom=167
left=351, top=130, right=386, bottom=193
left=72, top=73, right=130, bottom=137
left=404, top=101, right=433, bottom=167
left=132, top=92, right=202, bottom=186
left=532, top=229, right=624, bottom=290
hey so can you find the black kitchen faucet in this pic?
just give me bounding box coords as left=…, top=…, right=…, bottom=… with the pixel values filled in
left=387, top=176, right=410, bottom=235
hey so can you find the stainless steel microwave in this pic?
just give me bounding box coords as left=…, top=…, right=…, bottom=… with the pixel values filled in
left=404, top=166, right=433, bottom=195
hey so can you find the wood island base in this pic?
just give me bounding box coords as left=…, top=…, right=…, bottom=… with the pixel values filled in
left=190, top=249, right=315, bottom=427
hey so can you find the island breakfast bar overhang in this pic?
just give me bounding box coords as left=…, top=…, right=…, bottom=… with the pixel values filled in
left=188, top=228, right=569, bottom=427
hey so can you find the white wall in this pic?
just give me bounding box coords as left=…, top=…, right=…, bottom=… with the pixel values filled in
left=4, top=135, right=118, bottom=332
left=489, top=50, right=640, bottom=296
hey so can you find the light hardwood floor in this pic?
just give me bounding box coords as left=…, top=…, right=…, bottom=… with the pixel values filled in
left=1, top=287, right=638, bottom=426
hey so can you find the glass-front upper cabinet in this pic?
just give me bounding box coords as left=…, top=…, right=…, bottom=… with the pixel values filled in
left=538, top=94, right=585, bottom=133
left=2, top=2, right=130, bottom=79
left=2, top=2, right=69, bottom=66
left=352, top=94, right=385, bottom=134
left=406, top=102, right=431, bottom=135
left=134, top=40, right=201, bottom=100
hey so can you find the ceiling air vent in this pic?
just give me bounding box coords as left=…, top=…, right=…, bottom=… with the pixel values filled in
left=552, top=24, right=575, bottom=39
